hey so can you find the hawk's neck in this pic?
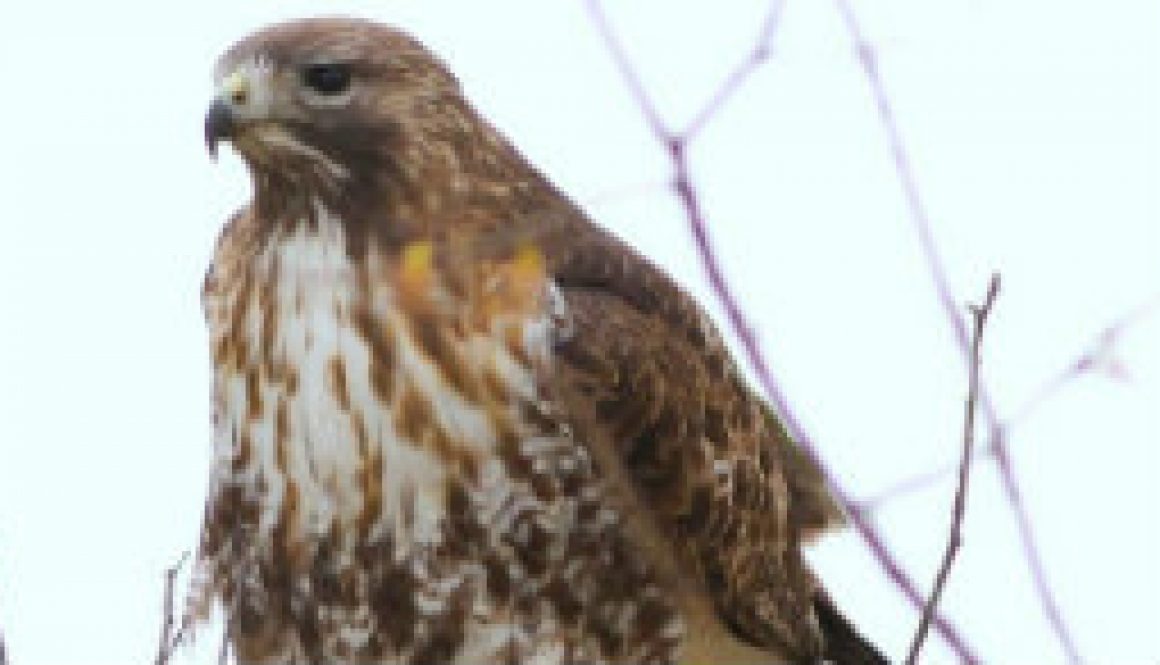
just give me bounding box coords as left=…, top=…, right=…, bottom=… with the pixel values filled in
left=203, top=202, right=546, bottom=552
left=245, top=112, right=568, bottom=258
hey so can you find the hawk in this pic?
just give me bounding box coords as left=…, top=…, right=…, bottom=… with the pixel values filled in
left=194, top=17, right=888, bottom=665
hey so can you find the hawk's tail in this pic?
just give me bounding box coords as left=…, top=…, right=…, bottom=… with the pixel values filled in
left=815, top=589, right=891, bottom=664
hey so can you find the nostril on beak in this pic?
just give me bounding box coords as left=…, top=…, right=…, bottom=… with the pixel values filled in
left=220, top=70, right=251, bottom=110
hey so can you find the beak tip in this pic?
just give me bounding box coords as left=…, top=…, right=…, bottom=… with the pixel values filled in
left=204, top=99, right=234, bottom=161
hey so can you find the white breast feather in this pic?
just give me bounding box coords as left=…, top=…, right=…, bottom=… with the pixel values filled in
left=197, top=204, right=635, bottom=664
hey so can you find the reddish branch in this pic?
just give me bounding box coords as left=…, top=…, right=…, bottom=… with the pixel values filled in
left=584, top=0, right=980, bottom=661
left=853, top=462, right=958, bottom=514
left=1009, top=293, right=1158, bottom=423
left=906, top=275, right=1000, bottom=664
left=583, top=0, right=666, bottom=139
left=855, top=293, right=1160, bottom=513
left=680, top=0, right=785, bottom=141
left=831, top=2, right=1083, bottom=659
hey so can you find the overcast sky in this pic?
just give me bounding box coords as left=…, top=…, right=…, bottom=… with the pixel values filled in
left=0, top=1, right=1156, bottom=663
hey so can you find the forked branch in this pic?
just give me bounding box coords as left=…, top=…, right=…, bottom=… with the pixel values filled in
left=831, top=2, right=1081, bottom=659
left=583, top=1, right=979, bottom=660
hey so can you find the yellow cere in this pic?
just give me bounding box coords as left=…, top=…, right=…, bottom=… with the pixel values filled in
left=221, top=70, right=250, bottom=104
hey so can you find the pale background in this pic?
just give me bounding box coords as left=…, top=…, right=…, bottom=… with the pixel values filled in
left=0, top=1, right=1156, bottom=663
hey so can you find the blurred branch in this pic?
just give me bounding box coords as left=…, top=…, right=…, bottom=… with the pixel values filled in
left=218, top=630, right=230, bottom=665
left=906, top=275, right=1000, bottom=664
left=154, top=551, right=190, bottom=665
left=853, top=461, right=958, bottom=515
left=1, top=623, right=8, bottom=665
left=584, top=178, right=670, bottom=208
left=1006, top=293, right=1159, bottom=423
left=681, top=0, right=785, bottom=141
left=584, top=1, right=980, bottom=661
left=855, top=292, right=1160, bottom=512
left=584, top=0, right=666, bottom=140
left=832, top=1, right=1082, bottom=660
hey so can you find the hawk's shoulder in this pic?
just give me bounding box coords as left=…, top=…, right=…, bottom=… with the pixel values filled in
left=202, top=206, right=261, bottom=312
left=542, top=220, right=844, bottom=657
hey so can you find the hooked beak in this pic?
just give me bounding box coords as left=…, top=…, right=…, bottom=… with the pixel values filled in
left=204, top=99, right=235, bottom=160
left=205, top=70, right=251, bottom=159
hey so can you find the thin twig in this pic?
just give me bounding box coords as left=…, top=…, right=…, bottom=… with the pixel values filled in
left=0, top=624, right=7, bottom=665
left=830, top=0, right=967, bottom=355
left=830, top=2, right=1082, bottom=660
left=992, top=437, right=1081, bottom=659
left=155, top=551, right=191, bottom=665
left=906, top=275, right=1000, bottom=664
left=584, top=1, right=980, bottom=661
left=852, top=460, right=960, bottom=514
left=1006, top=293, right=1160, bottom=424
left=584, top=0, right=669, bottom=140
left=855, top=292, right=1160, bottom=512
left=681, top=0, right=785, bottom=141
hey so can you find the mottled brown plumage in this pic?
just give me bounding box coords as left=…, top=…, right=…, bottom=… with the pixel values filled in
left=195, top=16, right=886, bottom=664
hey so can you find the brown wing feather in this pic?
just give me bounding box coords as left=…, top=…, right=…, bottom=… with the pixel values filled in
left=535, top=219, right=846, bottom=658
left=544, top=219, right=844, bottom=536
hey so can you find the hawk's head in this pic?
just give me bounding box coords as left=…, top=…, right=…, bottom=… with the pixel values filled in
left=205, top=17, right=544, bottom=248
left=205, top=18, right=469, bottom=208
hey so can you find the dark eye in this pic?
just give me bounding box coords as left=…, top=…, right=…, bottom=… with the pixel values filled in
left=301, top=63, right=352, bottom=95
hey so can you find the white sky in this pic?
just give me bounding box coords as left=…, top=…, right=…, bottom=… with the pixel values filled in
left=0, top=1, right=1156, bottom=663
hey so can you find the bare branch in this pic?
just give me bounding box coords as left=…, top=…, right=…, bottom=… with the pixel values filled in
left=584, top=0, right=670, bottom=140
left=585, top=0, right=981, bottom=660
left=852, top=461, right=959, bottom=514
left=830, top=0, right=967, bottom=357
left=992, top=438, right=1080, bottom=661
left=1007, top=293, right=1160, bottom=425
left=849, top=292, right=1155, bottom=515
left=830, top=2, right=1082, bottom=659
left=680, top=0, right=785, bottom=141
left=154, top=551, right=191, bottom=665
left=854, top=292, right=1160, bottom=513
left=906, top=274, right=1000, bottom=664
left=980, top=291, right=1141, bottom=665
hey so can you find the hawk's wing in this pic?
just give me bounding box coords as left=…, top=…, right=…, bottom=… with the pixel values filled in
left=539, top=220, right=847, bottom=659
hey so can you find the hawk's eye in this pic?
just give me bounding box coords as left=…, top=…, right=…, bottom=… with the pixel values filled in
left=301, top=63, right=352, bottom=96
